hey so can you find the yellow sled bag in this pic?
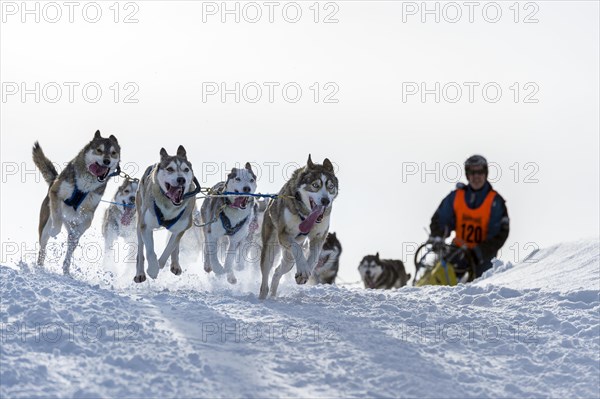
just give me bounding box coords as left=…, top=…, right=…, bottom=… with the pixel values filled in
left=415, top=260, right=458, bottom=286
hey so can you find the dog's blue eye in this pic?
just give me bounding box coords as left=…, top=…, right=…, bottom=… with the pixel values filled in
left=124, top=190, right=129, bottom=194
left=236, top=178, right=241, bottom=182
left=167, top=167, right=174, bottom=173
left=184, top=168, right=190, bottom=173
left=250, top=179, right=255, bottom=183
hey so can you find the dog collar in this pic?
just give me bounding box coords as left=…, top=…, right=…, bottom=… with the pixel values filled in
left=64, top=182, right=88, bottom=211
left=219, top=211, right=249, bottom=236
left=153, top=201, right=185, bottom=230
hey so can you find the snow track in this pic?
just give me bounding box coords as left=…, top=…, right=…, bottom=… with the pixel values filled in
left=1, top=240, right=599, bottom=398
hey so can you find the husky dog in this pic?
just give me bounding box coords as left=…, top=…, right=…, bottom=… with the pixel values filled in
left=201, top=163, right=257, bottom=284
left=134, top=146, right=200, bottom=283
left=32, top=130, right=121, bottom=275
left=101, top=178, right=138, bottom=264
left=259, top=155, right=338, bottom=299
left=358, top=253, right=411, bottom=289
left=309, top=232, right=342, bottom=285
left=246, top=197, right=268, bottom=245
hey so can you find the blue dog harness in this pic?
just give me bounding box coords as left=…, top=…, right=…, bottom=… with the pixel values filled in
left=63, top=164, right=121, bottom=211
left=219, top=212, right=249, bottom=236
left=63, top=183, right=88, bottom=211
left=154, top=202, right=185, bottom=230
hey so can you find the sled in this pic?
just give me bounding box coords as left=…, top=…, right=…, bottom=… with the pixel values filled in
left=413, top=242, right=474, bottom=286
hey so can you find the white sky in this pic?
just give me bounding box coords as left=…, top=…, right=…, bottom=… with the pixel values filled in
left=1, top=1, right=599, bottom=283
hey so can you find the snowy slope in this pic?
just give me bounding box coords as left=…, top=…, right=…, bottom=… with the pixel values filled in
left=1, top=239, right=599, bottom=398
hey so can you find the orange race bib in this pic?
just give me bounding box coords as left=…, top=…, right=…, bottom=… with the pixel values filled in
left=453, top=189, right=496, bottom=249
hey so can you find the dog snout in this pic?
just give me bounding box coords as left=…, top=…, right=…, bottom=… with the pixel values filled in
left=243, top=186, right=251, bottom=193
left=103, top=159, right=111, bottom=166
left=176, top=177, right=186, bottom=186
left=129, top=196, right=136, bottom=203
left=321, top=197, right=331, bottom=207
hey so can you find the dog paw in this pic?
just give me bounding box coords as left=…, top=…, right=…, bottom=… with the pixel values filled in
left=258, top=285, right=269, bottom=300
left=147, top=260, right=159, bottom=279
left=227, top=274, right=237, bottom=284
left=134, top=274, right=146, bottom=283
left=171, top=264, right=182, bottom=276
left=147, top=267, right=159, bottom=279
left=204, top=264, right=213, bottom=273
left=295, top=272, right=309, bottom=285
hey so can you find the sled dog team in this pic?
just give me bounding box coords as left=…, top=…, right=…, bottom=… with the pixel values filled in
left=32, top=131, right=410, bottom=297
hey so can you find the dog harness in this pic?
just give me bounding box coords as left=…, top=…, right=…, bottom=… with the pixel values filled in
left=219, top=212, right=249, bottom=236
left=64, top=183, right=88, bottom=211
left=453, top=188, right=497, bottom=248
left=63, top=164, right=121, bottom=211
left=153, top=202, right=185, bottom=230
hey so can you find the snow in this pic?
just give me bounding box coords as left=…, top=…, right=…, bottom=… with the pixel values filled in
left=1, top=239, right=599, bottom=398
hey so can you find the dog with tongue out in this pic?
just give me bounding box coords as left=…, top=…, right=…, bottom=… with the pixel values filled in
left=32, top=130, right=121, bottom=276
left=259, top=155, right=339, bottom=299
left=133, top=145, right=200, bottom=283
left=193, top=162, right=258, bottom=285
left=102, top=177, right=138, bottom=268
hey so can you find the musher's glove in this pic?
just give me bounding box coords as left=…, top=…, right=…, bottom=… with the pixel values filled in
left=427, top=236, right=445, bottom=252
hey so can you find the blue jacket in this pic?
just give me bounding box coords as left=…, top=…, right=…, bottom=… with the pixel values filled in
left=430, top=181, right=509, bottom=275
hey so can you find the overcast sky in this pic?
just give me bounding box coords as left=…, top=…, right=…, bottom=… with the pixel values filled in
left=1, top=1, right=598, bottom=282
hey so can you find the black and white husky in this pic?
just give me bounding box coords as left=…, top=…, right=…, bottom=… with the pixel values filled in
left=309, top=232, right=342, bottom=285
left=358, top=253, right=411, bottom=289
left=32, top=130, right=121, bottom=275
left=200, top=163, right=257, bottom=284
left=134, top=146, right=200, bottom=283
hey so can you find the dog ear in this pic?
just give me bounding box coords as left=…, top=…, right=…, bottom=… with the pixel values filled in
left=323, top=158, right=334, bottom=172
left=245, top=162, right=253, bottom=173
left=376, top=252, right=380, bottom=260
left=108, top=135, right=118, bottom=144
left=94, top=130, right=102, bottom=139
left=331, top=232, right=336, bottom=238
left=307, top=154, right=315, bottom=168
left=228, top=169, right=237, bottom=181
left=177, top=145, right=187, bottom=159
left=160, top=148, right=168, bottom=159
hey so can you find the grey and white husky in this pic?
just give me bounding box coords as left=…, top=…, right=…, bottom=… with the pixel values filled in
left=358, top=253, right=411, bottom=289
left=101, top=178, right=138, bottom=265
left=200, top=163, right=257, bottom=284
left=309, top=232, right=342, bottom=285
left=32, top=130, right=121, bottom=275
left=134, top=146, right=200, bottom=283
left=259, top=155, right=338, bottom=299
